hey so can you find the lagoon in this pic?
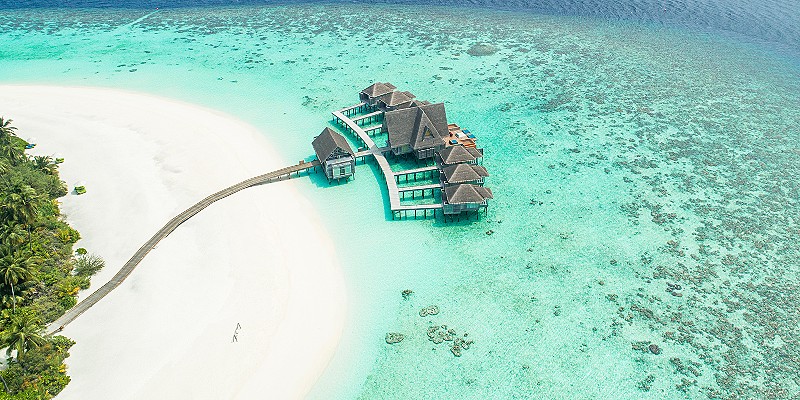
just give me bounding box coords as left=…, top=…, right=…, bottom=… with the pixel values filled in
left=1, top=1, right=799, bottom=398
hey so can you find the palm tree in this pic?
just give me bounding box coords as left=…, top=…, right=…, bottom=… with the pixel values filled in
left=0, top=142, right=23, bottom=165
left=0, top=117, right=24, bottom=165
left=0, top=293, right=22, bottom=311
left=0, top=221, right=27, bottom=247
left=1, top=183, right=41, bottom=249
left=0, top=117, right=17, bottom=143
left=1, top=183, right=40, bottom=225
left=0, top=247, right=40, bottom=313
left=32, top=155, right=57, bottom=175
left=0, top=313, right=47, bottom=361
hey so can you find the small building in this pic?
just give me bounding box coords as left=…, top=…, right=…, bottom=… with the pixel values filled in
left=437, top=145, right=483, bottom=166
left=384, top=102, right=449, bottom=159
left=376, top=90, right=416, bottom=111
left=360, top=82, right=397, bottom=106
left=442, top=184, right=493, bottom=215
left=312, top=127, right=355, bottom=182
left=441, top=163, right=489, bottom=186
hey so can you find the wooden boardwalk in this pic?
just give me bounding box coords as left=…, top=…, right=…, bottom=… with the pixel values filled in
left=395, top=203, right=442, bottom=210
left=394, top=165, right=439, bottom=183
left=363, top=124, right=383, bottom=136
left=333, top=108, right=443, bottom=219
left=46, top=160, right=320, bottom=335
left=397, top=183, right=441, bottom=192
left=351, top=110, right=382, bottom=126
left=339, top=102, right=366, bottom=117
left=333, top=110, right=402, bottom=213
left=398, top=165, right=439, bottom=176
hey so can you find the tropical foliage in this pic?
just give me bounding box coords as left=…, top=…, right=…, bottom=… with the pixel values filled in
left=0, top=117, right=103, bottom=398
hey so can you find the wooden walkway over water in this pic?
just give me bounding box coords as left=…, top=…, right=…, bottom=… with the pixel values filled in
left=395, top=165, right=439, bottom=183
left=46, top=160, right=320, bottom=335
left=333, top=106, right=443, bottom=219
left=351, top=110, right=382, bottom=126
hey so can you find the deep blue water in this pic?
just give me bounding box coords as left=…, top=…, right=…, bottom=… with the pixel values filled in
left=3, top=0, right=800, bottom=59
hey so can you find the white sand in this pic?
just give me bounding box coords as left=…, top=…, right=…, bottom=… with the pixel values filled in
left=0, top=85, right=346, bottom=399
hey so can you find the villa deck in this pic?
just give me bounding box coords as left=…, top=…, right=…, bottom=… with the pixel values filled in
left=446, top=123, right=477, bottom=148
left=397, top=183, right=441, bottom=192
left=363, top=124, right=383, bottom=136
left=398, top=183, right=441, bottom=200
left=351, top=110, right=383, bottom=126
left=338, top=102, right=367, bottom=117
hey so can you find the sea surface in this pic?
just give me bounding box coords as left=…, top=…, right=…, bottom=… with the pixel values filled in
left=1, top=1, right=799, bottom=399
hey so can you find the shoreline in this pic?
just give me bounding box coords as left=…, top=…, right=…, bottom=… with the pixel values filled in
left=0, top=85, right=346, bottom=399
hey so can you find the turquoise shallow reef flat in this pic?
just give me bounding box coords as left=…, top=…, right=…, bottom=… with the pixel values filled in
left=1, top=4, right=799, bottom=399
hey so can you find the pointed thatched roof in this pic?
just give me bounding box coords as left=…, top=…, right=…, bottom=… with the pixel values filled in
left=361, top=82, right=396, bottom=98
left=466, top=147, right=483, bottom=158
left=410, top=100, right=431, bottom=107
left=312, top=127, right=354, bottom=162
left=444, top=184, right=493, bottom=205
left=441, top=163, right=489, bottom=184
left=438, top=145, right=476, bottom=165
left=385, top=103, right=448, bottom=150
left=378, top=90, right=415, bottom=107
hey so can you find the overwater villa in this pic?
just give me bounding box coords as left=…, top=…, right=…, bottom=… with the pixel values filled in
left=312, top=127, right=355, bottom=182
left=384, top=102, right=449, bottom=160
left=324, top=82, right=494, bottom=220
left=440, top=163, right=489, bottom=186
left=442, top=184, right=493, bottom=215
left=359, top=82, right=395, bottom=105
left=437, top=144, right=483, bottom=166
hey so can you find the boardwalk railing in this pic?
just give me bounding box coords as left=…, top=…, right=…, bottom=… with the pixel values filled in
left=47, top=160, right=320, bottom=335
left=332, top=110, right=445, bottom=220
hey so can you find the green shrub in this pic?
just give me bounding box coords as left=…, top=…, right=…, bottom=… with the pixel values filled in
left=56, top=296, right=76, bottom=311
left=73, top=254, right=103, bottom=277
left=0, top=335, right=75, bottom=399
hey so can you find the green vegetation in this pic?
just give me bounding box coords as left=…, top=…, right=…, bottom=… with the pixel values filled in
left=0, top=117, right=103, bottom=398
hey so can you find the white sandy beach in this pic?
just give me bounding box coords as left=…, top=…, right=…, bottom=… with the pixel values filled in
left=0, top=85, right=346, bottom=399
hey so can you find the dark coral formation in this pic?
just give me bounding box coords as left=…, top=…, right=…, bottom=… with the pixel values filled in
left=419, top=305, right=440, bottom=317
left=466, top=43, right=498, bottom=56
left=385, top=332, right=405, bottom=344
left=427, top=325, right=473, bottom=357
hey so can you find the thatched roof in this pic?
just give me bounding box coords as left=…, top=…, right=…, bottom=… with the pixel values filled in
left=361, top=82, right=396, bottom=98
left=438, top=145, right=476, bottom=165
left=466, top=147, right=483, bottom=158
left=312, top=127, right=354, bottom=162
left=378, top=90, right=415, bottom=107
left=385, top=103, right=448, bottom=150
left=444, top=184, right=493, bottom=204
left=442, top=163, right=489, bottom=184
left=410, top=100, right=431, bottom=107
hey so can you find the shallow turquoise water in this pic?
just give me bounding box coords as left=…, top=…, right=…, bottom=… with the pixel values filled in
left=1, top=4, right=799, bottom=399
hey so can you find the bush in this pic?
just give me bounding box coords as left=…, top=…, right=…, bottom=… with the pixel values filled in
left=0, top=336, right=75, bottom=399
left=74, top=248, right=86, bottom=256
left=55, top=228, right=79, bottom=245
left=73, top=254, right=104, bottom=277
